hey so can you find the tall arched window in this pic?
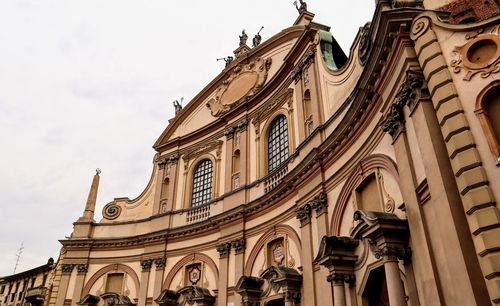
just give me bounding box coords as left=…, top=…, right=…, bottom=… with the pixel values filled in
left=191, top=159, right=213, bottom=207
left=476, top=82, right=500, bottom=162
left=268, top=115, right=289, bottom=172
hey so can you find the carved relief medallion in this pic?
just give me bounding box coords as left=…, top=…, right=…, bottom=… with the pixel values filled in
left=450, top=34, right=500, bottom=81
left=207, top=57, right=272, bottom=116
left=188, top=266, right=201, bottom=285
left=272, top=243, right=285, bottom=266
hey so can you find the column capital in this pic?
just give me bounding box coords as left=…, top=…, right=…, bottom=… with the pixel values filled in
left=76, top=264, right=88, bottom=274
left=231, top=238, right=246, bottom=254
left=284, top=290, right=301, bottom=303
left=140, top=259, right=153, bottom=272
left=154, top=257, right=166, bottom=270
left=61, top=264, right=74, bottom=274
left=296, top=203, right=312, bottom=227
left=310, top=192, right=328, bottom=216
left=372, top=244, right=412, bottom=262
left=216, top=242, right=231, bottom=259
left=327, top=272, right=356, bottom=287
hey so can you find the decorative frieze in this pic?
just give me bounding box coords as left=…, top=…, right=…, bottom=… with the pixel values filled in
left=216, top=242, right=232, bottom=258
left=231, top=238, right=246, bottom=254
left=296, top=203, right=312, bottom=227
left=140, top=259, right=153, bottom=271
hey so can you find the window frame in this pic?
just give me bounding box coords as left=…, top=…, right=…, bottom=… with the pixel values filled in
left=266, top=114, right=290, bottom=173
left=475, top=80, right=500, bottom=164
left=190, top=159, right=214, bottom=207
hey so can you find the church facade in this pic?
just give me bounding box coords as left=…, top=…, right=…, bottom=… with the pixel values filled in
left=21, top=1, right=500, bottom=306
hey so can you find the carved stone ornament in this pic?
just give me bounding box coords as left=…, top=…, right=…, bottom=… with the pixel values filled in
left=183, top=140, right=223, bottom=171
left=154, top=257, right=166, bottom=270
left=76, top=264, right=89, bottom=274
left=100, top=292, right=135, bottom=306
left=296, top=203, right=312, bottom=226
left=102, top=202, right=122, bottom=220
left=310, top=192, right=328, bottom=216
left=188, top=266, right=202, bottom=285
left=381, top=70, right=427, bottom=138
left=216, top=242, right=232, bottom=258
left=450, top=34, right=500, bottom=81
left=140, top=259, right=153, bottom=271
left=61, top=264, right=74, bottom=274
left=155, top=289, right=180, bottom=306
left=291, top=48, right=316, bottom=82
left=358, top=23, right=372, bottom=66
left=231, top=238, right=246, bottom=254
left=178, top=286, right=216, bottom=306
left=206, top=57, right=272, bottom=117
left=326, top=272, right=356, bottom=287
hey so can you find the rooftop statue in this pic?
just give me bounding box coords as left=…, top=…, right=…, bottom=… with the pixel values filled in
left=294, top=0, right=307, bottom=13
left=239, top=30, right=248, bottom=47
left=173, top=98, right=183, bottom=115
left=253, top=26, right=264, bottom=47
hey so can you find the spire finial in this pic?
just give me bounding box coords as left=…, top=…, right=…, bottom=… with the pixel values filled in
left=78, top=169, right=101, bottom=222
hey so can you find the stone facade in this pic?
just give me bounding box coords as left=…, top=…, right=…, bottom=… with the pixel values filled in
left=6, top=1, right=500, bottom=305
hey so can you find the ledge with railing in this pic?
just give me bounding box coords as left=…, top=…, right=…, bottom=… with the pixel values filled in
left=263, top=162, right=289, bottom=193
left=185, top=203, right=212, bottom=224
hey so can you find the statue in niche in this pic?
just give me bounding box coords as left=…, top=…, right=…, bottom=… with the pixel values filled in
left=173, top=98, right=183, bottom=115
left=239, top=30, right=248, bottom=47
left=294, top=0, right=307, bottom=13
left=252, top=26, right=264, bottom=47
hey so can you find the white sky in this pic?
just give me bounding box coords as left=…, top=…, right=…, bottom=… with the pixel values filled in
left=0, top=0, right=375, bottom=276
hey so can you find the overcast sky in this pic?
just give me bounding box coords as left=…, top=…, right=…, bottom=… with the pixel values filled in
left=0, top=1, right=375, bottom=276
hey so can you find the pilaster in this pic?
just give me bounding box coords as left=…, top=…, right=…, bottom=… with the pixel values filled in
left=71, top=264, right=88, bottom=304
left=55, top=264, right=73, bottom=306
left=295, top=204, right=316, bottom=306
left=216, top=242, right=231, bottom=306
left=411, top=13, right=500, bottom=303
left=138, top=259, right=153, bottom=306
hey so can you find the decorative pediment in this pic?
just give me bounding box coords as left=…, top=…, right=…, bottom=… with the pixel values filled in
left=259, top=266, right=302, bottom=299
left=206, top=57, right=272, bottom=117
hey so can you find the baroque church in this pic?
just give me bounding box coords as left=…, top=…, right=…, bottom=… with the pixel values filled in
left=2, top=0, right=500, bottom=305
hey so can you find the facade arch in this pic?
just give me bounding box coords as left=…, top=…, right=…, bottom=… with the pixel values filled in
left=81, top=264, right=140, bottom=297
left=331, top=154, right=400, bottom=235
left=244, top=224, right=302, bottom=276
left=162, top=253, right=219, bottom=290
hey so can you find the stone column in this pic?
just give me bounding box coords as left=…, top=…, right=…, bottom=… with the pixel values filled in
left=380, top=254, right=407, bottom=306
left=316, top=236, right=358, bottom=306
left=71, top=264, right=88, bottom=304
left=328, top=273, right=346, bottom=306
left=231, top=238, right=246, bottom=306
left=138, top=259, right=153, bottom=306
left=411, top=13, right=500, bottom=304
left=55, top=264, right=73, bottom=306
left=216, top=243, right=231, bottom=306
left=295, top=204, right=316, bottom=306
left=153, top=257, right=166, bottom=302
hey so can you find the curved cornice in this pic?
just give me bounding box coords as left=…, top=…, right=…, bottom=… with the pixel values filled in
left=153, top=26, right=312, bottom=152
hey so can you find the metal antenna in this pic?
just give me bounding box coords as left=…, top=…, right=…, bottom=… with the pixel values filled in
left=13, top=242, right=24, bottom=274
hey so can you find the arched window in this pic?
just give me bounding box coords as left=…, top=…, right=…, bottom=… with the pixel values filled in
left=476, top=82, right=500, bottom=162
left=191, top=159, right=213, bottom=207
left=268, top=115, right=289, bottom=172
